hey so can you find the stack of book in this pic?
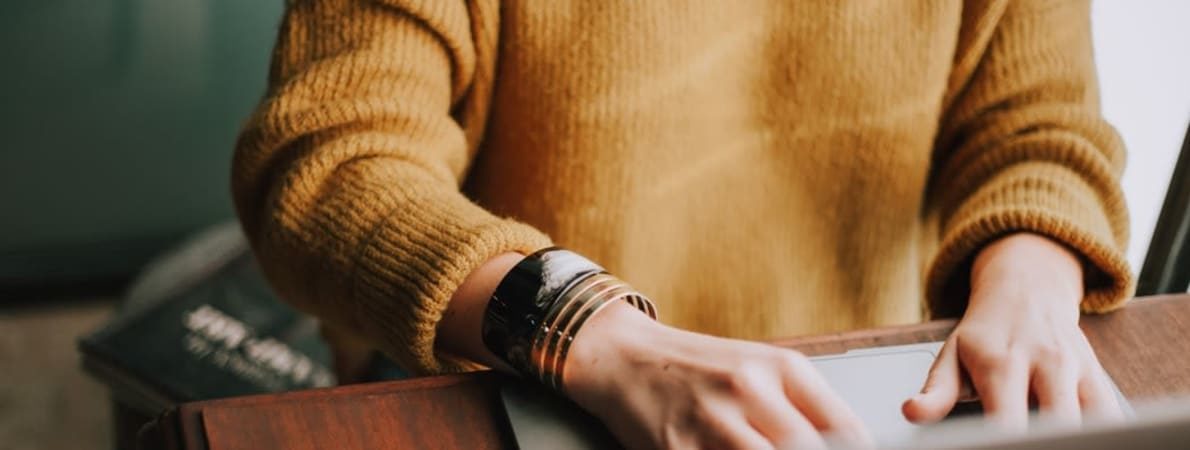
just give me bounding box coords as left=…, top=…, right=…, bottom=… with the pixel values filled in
left=77, top=223, right=340, bottom=443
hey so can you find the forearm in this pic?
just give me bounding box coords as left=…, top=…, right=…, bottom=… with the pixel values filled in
left=437, top=252, right=650, bottom=376
left=437, top=252, right=524, bottom=372
left=969, top=232, right=1084, bottom=312
left=232, top=0, right=560, bottom=375
left=925, top=0, right=1131, bottom=316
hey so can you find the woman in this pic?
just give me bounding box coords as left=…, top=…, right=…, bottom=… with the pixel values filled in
left=233, top=0, right=1132, bottom=448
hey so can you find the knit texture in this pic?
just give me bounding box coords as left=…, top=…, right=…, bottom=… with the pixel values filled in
left=232, top=0, right=1133, bottom=375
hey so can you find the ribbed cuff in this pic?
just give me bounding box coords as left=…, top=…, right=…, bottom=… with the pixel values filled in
left=926, top=162, right=1134, bottom=317
left=347, top=185, right=552, bottom=375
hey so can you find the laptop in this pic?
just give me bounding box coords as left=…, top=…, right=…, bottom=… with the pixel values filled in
left=500, top=341, right=1147, bottom=449
left=894, top=398, right=1190, bottom=450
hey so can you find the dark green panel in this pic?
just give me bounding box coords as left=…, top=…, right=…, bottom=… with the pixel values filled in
left=0, top=0, right=283, bottom=284
left=1138, top=123, right=1190, bottom=295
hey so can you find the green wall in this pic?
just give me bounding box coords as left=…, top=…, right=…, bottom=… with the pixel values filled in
left=0, top=0, right=283, bottom=285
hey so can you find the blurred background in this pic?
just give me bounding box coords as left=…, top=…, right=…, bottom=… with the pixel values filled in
left=0, top=1, right=1187, bottom=449
left=0, top=1, right=283, bottom=449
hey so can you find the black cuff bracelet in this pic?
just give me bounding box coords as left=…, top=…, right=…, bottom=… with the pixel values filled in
left=481, top=247, right=604, bottom=376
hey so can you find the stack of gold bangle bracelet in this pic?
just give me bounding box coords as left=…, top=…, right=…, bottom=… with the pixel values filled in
left=528, top=272, right=657, bottom=391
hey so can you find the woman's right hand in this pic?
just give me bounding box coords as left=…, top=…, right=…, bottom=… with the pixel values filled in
left=562, top=302, right=872, bottom=450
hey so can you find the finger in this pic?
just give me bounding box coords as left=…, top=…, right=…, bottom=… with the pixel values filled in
left=759, top=411, right=826, bottom=450
left=1032, top=361, right=1081, bottom=426
left=780, top=357, right=871, bottom=445
left=970, top=353, right=1030, bottom=431
left=776, top=426, right=828, bottom=450
left=1079, top=368, right=1125, bottom=421
left=903, top=337, right=962, bottom=424
left=705, top=413, right=778, bottom=450
left=745, top=390, right=824, bottom=449
left=683, top=397, right=776, bottom=450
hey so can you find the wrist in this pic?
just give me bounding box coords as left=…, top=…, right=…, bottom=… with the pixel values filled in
left=480, top=247, right=658, bottom=390
left=968, top=232, right=1084, bottom=314
left=562, top=300, right=666, bottom=395
left=438, top=252, right=525, bottom=371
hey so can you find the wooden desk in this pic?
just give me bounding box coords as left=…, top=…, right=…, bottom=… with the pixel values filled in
left=140, top=295, right=1190, bottom=450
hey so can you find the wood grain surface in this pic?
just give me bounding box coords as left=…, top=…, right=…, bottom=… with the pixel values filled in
left=140, top=294, right=1190, bottom=450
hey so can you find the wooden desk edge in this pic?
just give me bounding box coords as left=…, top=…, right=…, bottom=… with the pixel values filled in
left=142, top=294, right=1188, bottom=450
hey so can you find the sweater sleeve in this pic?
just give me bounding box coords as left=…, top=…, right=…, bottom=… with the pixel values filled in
left=925, top=0, right=1133, bottom=318
left=231, top=0, right=551, bottom=375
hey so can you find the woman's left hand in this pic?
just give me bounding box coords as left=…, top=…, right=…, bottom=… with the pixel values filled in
left=902, top=232, right=1124, bottom=430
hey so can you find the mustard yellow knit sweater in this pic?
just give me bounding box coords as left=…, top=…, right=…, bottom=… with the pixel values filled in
left=232, top=0, right=1133, bottom=375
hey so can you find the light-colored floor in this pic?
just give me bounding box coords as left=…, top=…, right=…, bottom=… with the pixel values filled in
left=0, top=299, right=115, bottom=450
